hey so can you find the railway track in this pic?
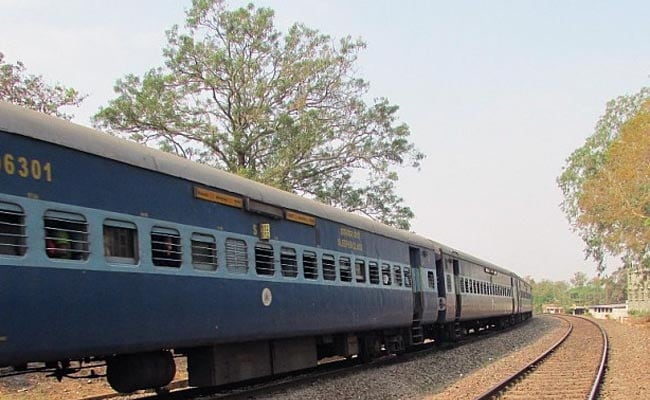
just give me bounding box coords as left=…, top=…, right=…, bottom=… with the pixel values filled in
left=474, top=315, right=608, bottom=400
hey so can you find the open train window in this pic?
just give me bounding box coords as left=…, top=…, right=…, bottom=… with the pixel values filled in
left=44, top=210, right=89, bottom=260
left=404, top=267, right=412, bottom=288
left=104, top=219, right=138, bottom=264
left=369, top=262, right=380, bottom=285
left=355, top=259, right=366, bottom=283
left=381, top=263, right=391, bottom=285
left=0, top=202, right=26, bottom=256
left=151, top=227, right=181, bottom=268
left=322, top=254, right=336, bottom=281
left=226, top=238, right=248, bottom=274
left=303, top=251, right=318, bottom=280
left=255, top=242, right=275, bottom=276
left=339, top=257, right=352, bottom=282
left=428, top=271, right=436, bottom=289
left=191, top=233, right=217, bottom=271
left=280, top=247, right=298, bottom=278
left=393, top=265, right=403, bottom=286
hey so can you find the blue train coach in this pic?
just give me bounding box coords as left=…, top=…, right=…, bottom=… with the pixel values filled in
left=0, top=101, right=531, bottom=393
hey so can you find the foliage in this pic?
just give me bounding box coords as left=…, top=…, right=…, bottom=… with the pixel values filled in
left=0, top=52, right=85, bottom=119
left=528, top=269, right=627, bottom=312
left=93, top=0, right=424, bottom=229
left=558, top=87, right=650, bottom=273
left=578, top=101, right=650, bottom=267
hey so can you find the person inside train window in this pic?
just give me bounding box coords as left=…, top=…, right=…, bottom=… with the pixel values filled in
left=152, top=234, right=181, bottom=267
left=46, top=230, right=71, bottom=259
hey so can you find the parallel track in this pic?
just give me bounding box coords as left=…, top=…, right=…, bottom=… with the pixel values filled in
left=474, top=315, right=608, bottom=400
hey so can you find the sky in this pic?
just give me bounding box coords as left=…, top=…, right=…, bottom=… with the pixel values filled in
left=1, top=0, right=649, bottom=282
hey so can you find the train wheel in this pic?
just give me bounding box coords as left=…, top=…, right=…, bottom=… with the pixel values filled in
left=106, top=351, right=176, bottom=393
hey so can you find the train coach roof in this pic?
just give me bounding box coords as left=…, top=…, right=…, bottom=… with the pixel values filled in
left=0, top=101, right=444, bottom=251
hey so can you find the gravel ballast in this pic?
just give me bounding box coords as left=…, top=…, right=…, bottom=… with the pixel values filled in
left=250, top=317, right=565, bottom=400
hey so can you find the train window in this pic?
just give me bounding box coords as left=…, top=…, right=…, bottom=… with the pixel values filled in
left=427, top=271, right=435, bottom=289
left=44, top=211, right=89, bottom=260
left=151, top=227, right=182, bottom=268
left=191, top=233, right=217, bottom=271
left=464, top=278, right=470, bottom=293
left=322, top=254, right=336, bottom=281
left=303, top=251, right=318, bottom=280
left=280, top=247, right=298, bottom=278
left=369, top=262, right=380, bottom=285
left=393, top=265, right=403, bottom=286
left=225, top=238, right=248, bottom=274
left=104, top=219, right=138, bottom=264
left=339, top=257, right=352, bottom=282
left=404, top=267, right=412, bottom=288
left=355, top=260, right=366, bottom=283
left=381, top=263, right=391, bottom=285
left=255, top=242, right=275, bottom=276
left=0, top=202, right=27, bottom=256
left=445, top=274, right=452, bottom=293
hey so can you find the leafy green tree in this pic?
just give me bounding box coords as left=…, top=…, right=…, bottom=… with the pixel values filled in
left=558, top=87, right=650, bottom=272
left=0, top=52, right=85, bottom=119
left=528, top=278, right=571, bottom=312
left=93, top=0, right=424, bottom=229
left=578, top=101, right=650, bottom=267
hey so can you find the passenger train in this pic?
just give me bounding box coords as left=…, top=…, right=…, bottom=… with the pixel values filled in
left=0, top=101, right=532, bottom=393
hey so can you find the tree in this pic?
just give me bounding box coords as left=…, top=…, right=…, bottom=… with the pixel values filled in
left=0, top=52, right=85, bottom=119
left=578, top=101, right=650, bottom=266
left=93, top=0, right=424, bottom=229
left=558, top=87, right=650, bottom=272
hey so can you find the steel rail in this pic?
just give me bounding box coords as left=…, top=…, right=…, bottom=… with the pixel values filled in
left=473, top=315, right=608, bottom=400
left=587, top=318, right=609, bottom=400
left=473, top=315, right=573, bottom=400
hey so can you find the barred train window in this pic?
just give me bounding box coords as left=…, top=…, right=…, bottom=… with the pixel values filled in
left=394, top=265, right=403, bottom=286
left=191, top=233, right=217, bottom=271
left=369, top=262, right=380, bottom=285
left=404, top=267, right=412, bottom=288
left=445, top=274, right=452, bottom=293
left=255, top=242, right=274, bottom=276
left=381, top=263, right=392, bottom=285
left=44, top=210, right=89, bottom=260
left=355, top=259, right=366, bottom=283
left=339, top=257, right=352, bottom=282
left=322, top=254, right=336, bottom=281
left=104, top=219, right=138, bottom=264
left=303, top=251, right=318, bottom=280
left=280, top=247, right=298, bottom=278
left=226, top=238, right=248, bottom=274
left=151, top=227, right=181, bottom=268
left=428, top=271, right=436, bottom=289
left=0, top=202, right=26, bottom=256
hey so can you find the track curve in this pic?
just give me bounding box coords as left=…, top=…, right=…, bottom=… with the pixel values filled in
left=474, top=315, right=608, bottom=400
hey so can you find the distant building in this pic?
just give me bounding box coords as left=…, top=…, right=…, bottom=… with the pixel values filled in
left=571, top=306, right=588, bottom=315
left=542, top=304, right=563, bottom=314
left=627, top=265, right=650, bottom=312
left=588, top=303, right=628, bottom=320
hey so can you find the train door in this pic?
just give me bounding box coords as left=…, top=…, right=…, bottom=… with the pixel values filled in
left=436, top=254, right=457, bottom=322
left=409, top=247, right=423, bottom=317
left=513, top=278, right=521, bottom=314
left=435, top=254, right=446, bottom=322
left=510, top=276, right=516, bottom=314
left=452, top=259, right=461, bottom=320
left=409, top=247, right=425, bottom=344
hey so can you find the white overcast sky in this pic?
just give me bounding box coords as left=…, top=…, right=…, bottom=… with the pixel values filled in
left=2, top=0, right=649, bottom=281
